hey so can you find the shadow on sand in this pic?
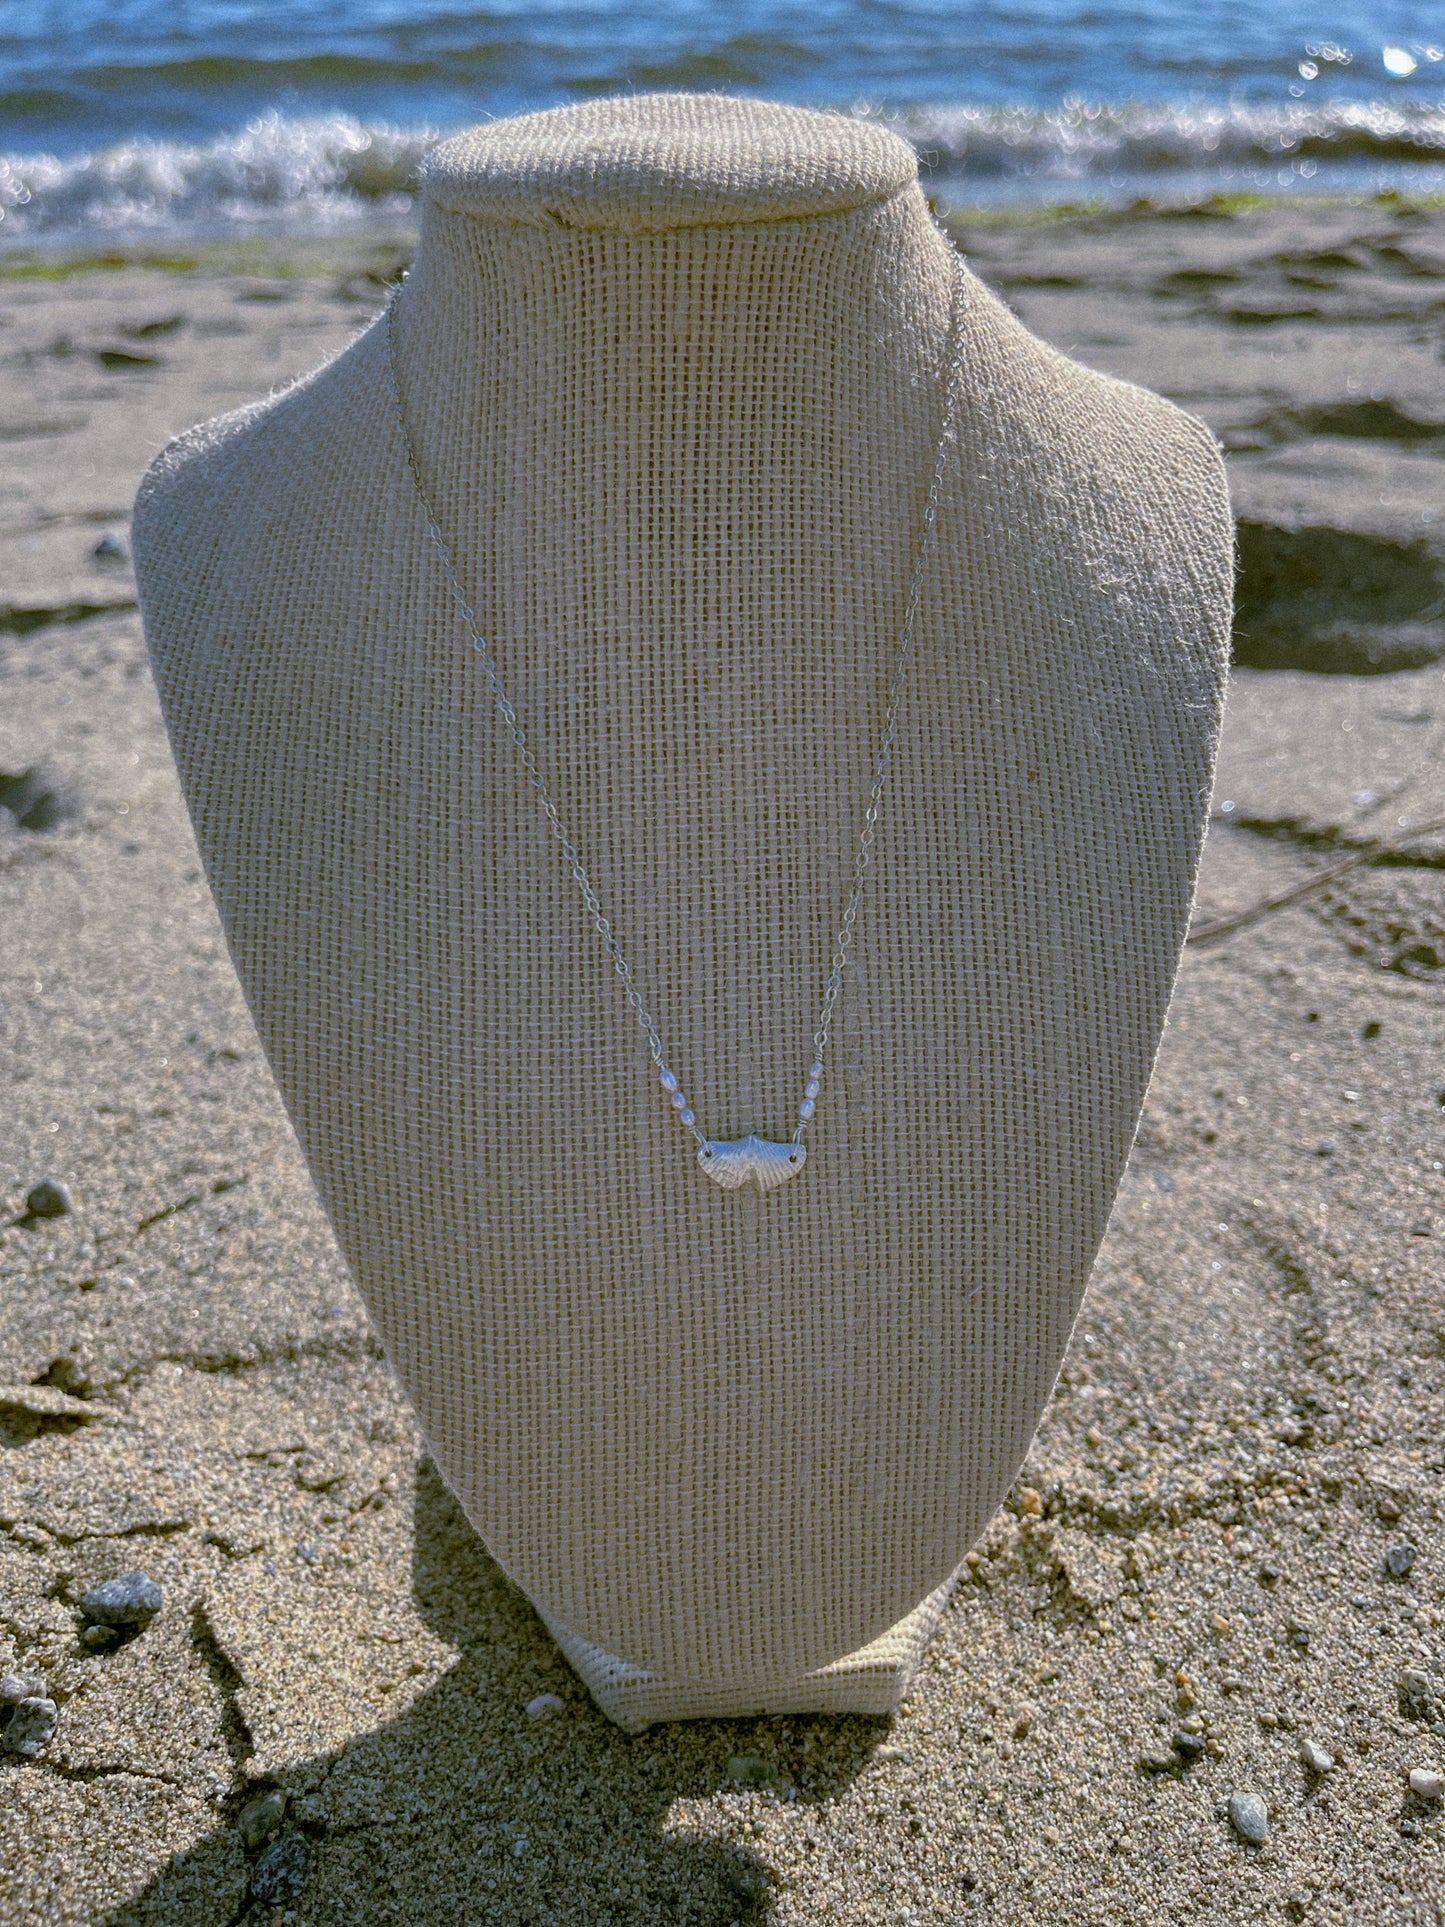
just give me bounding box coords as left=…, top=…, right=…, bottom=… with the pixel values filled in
left=100, top=1455, right=886, bottom=1926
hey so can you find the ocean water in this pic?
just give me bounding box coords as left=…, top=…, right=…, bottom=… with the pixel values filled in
left=0, top=0, right=1442, bottom=240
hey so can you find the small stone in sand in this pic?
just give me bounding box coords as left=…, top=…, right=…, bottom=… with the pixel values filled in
left=250, top=1832, right=313, bottom=1905
left=525, top=1692, right=564, bottom=1722
left=80, top=1570, right=163, bottom=1629
left=1300, top=1738, right=1335, bottom=1773
left=1408, top=1767, right=1442, bottom=1800
left=92, top=533, right=129, bottom=563
left=238, top=1789, right=287, bottom=1849
left=1228, top=1791, right=1269, bottom=1845
left=728, top=1869, right=769, bottom=1904
left=2, top=1696, right=58, bottom=1758
left=1399, top=1670, right=1438, bottom=1719
left=1385, top=1543, right=1417, bottom=1579
left=0, top=1673, right=44, bottom=1715
left=24, top=1179, right=72, bottom=1219
left=1173, top=1731, right=1207, bottom=1761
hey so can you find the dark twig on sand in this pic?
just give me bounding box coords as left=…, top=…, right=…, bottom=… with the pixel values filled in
left=1187, top=813, right=1445, bottom=948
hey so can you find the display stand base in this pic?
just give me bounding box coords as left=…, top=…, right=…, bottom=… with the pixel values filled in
left=537, top=1574, right=960, bottom=1733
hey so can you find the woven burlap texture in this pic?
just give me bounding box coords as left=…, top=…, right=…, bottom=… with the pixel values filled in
left=133, top=94, right=1233, bottom=1731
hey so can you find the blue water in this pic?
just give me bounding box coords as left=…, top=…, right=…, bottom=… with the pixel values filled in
left=0, top=0, right=1442, bottom=238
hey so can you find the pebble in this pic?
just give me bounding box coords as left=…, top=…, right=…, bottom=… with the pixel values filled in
left=728, top=1870, right=769, bottom=1904
left=1228, top=1790, right=1270, bottom=1845
left=0, top=1673, right=44, bottom=1715
left=1385, top=1543, right=1417, bottom=1579
left=92, top=533, right=129, bottom=563
left=525, top=1692, right=564, bottom=1722
left=2, top=1696, right=59, bottom=1758
left=1299, top=1738, right=1335, bottom=1774
left=1408, top=1768, right=1442, bottom=1800
left=249, top=1832, right=313, bottom=1905
left=238, top=1789, right=287, bottom=1849
left=1173, top=1730, right=1207, bottom=1761
left=727, top=1755, right=780, bottom=1788
left=80, top=1570, right=163, bottom=1629
left=1399, top=1670, right=1437, bottom=1719
left=24, top=1178, right=72, bottom=1219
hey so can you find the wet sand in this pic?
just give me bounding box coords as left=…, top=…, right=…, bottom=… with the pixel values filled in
left=1, top=201, right=1443, bottom=1925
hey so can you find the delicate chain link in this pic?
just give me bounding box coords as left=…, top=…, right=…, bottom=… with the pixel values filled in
left=810, top=263, right=968, bottom=1076
left=383, top=254, right=967, bottom=1155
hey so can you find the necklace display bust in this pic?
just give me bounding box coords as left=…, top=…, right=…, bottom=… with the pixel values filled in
left=133, top=93, right=1232, bottom=1731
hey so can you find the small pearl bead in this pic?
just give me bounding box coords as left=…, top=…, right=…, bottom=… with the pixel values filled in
left=679, top=1108, right=695, bottom=1127
left=799, top=1099, right=815, bottom=1120
left=670, top=1090, right=687, bottom=1110
left=809, top=1063, right=823, bottom=1082
left=805, top=1079, right=820, bottom=1101
left=659, top=1070, right=678, bottom=1093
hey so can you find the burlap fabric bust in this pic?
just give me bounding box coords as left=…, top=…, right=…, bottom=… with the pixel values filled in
left=133, top=94, right=1233, bottom=1731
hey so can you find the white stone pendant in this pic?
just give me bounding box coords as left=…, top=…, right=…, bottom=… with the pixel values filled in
left=698, top=1135, right=806, bottom=1194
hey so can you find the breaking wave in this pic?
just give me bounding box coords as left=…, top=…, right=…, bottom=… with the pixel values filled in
left=2, top=97, right=1443, bottom=241
left=0, top=115, right=432, bottom=242
left=887, top=96, right=1445, bottom=180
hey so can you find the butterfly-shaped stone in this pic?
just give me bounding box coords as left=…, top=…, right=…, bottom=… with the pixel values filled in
left=697, top=1135, right=806, bottom=1194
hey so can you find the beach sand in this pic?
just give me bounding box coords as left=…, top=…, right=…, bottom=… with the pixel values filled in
left=1, top=201, right=1443, bottom=1925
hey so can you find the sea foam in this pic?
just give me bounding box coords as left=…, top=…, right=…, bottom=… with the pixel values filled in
left=0, top=115, right=430, bottom=242
left=2, top=99, right=1443, bottom=241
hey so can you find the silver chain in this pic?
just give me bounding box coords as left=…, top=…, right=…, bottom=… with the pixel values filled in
left=383, top=253, right=968, bottom=1157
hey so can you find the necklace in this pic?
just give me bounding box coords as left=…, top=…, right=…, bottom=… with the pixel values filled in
left=384, top=254, right=967, bottom=1195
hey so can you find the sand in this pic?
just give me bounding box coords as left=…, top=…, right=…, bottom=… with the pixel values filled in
left=1, top=200, right=1443, bottom=1926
